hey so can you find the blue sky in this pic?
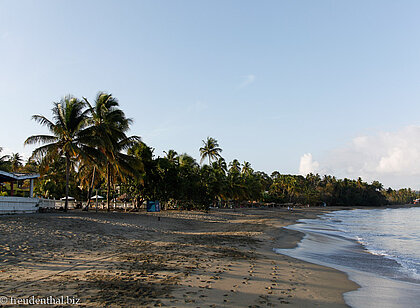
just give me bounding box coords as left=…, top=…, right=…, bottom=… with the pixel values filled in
left=1, top=1, right=420, bottom=188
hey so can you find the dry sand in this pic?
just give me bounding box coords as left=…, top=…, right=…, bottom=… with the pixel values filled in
left=0, top=208, right=358, bottom=307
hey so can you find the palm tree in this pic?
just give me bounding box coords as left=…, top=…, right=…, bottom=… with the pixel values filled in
left=241, top=161, right=253, bottom=175
left=83, top=92, right=141, bottom=211
left=229, top=159, right=241, bottom=173
left=212, top=157, right=227, bottom=174
left=24, top=96, right=90, bottom=211
left=10, top=153, right=23, bottom=172
left=164, top=149, right=179, bottom=164
left=23, top=157, right=40, bottom=174
left=0, top=147, right=10, bottom=171
left=106, top=136, right=143, bottom=207
left=199, top=137, right=222, bottom=165
left=209, top=157, right=228, bottom=206
left=77, top=161, right=100, bottom=209
left=178, top=153, right=198, bottom=168
left=371, top=180, right=383, bottom=191
left=227, top=160, right=245, bottom=205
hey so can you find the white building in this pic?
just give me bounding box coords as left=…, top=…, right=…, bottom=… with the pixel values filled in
left=0, top=170, right=54, bottom=214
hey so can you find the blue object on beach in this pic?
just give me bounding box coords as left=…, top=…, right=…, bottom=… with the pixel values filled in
left=147, top=201, right=160, bottom=212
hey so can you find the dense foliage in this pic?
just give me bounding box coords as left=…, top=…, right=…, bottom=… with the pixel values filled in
left=1, top=93, right=418, bottom=209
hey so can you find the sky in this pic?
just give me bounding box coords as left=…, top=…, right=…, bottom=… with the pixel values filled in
left=1, top=0, right=420, bottom=189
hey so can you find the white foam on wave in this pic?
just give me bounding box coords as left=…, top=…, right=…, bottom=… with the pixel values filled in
left=326, top=208, right=420, bottom=283
left=276, top=208, right=420, bottom=308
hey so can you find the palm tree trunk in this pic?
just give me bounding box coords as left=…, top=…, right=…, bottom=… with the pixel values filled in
left=85, top=166, right=96, bottom=211
left=107, top=163, right=111, bottom=212
left=65, top=153, right=70, bottom=212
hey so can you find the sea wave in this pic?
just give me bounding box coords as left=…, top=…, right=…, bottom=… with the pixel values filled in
left=322, top=208, right=420, bottom=283
left=276, top=208, right=420, bottom=308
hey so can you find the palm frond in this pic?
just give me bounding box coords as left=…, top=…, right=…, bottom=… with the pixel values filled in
left=31, top=115, right=56, bottom=131
left=24, top=135, right=58, bottom=145
left=31, top=143, right=60, bottom=163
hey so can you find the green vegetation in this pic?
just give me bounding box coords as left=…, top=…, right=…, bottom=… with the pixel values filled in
left=0, top=92, right=418, bottom=209
left=199, top=137, right=222, bottom=165
left=24, top=96, right=93, bottom=211
left=0, top=147, right=11, bottom=171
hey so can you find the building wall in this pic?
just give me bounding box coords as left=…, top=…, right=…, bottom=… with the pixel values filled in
left=0, top=196, right=39, bottom=214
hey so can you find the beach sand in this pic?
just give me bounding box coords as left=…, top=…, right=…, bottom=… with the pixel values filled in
left=0, top=208, right=358, bottom=307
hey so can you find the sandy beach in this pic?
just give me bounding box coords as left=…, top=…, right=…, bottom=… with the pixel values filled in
left=0, top=208, right=358, bottom=307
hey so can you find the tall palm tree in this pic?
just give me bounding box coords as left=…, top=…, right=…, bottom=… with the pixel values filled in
left=83, top=92, right=141, bottom=211
left=106, top=136, right=143, bottom=208
left=210, top=157, right=228, bottom=205
left=227, top=159, right=245, bottom=204
left=24, top=96, right=90, bottom=211
left=77, top=161, right=100, bottom=209
left=199, top=137, right=222, bottom=165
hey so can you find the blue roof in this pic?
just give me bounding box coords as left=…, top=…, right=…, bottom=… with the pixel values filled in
left=0, top=170, right=40, bottom=182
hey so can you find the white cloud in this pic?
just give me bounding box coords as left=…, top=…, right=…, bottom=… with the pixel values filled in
left=299, top=153, right=320, bottom=176
left=301, top=125, right=420, bottom=188
left=238, top=74, right=256, bottom=88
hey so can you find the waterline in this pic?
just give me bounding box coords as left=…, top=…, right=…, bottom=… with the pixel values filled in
left=275, top=208, right=420, bottom=308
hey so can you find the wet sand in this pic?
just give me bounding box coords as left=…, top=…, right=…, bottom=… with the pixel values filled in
left=0, top=208, right=358, bottom=307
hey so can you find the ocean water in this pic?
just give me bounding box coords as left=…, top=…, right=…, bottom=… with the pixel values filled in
left=274, top=207, right=420, bottom=308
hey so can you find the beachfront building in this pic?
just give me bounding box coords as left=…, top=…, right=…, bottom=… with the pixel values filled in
left=0, top=170, right=39, bottom=197
left=0, top=170, right=54, bottom=214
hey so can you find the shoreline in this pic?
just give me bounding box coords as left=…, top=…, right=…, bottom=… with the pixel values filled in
left=262, top=206, right=360, bottom=307
left=0, top=207, right=360, bottom=307
left=278, top=206, right=420, bottom=308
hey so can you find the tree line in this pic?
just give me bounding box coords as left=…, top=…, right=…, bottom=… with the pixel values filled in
left=0, top=92, right=418, bottom=209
